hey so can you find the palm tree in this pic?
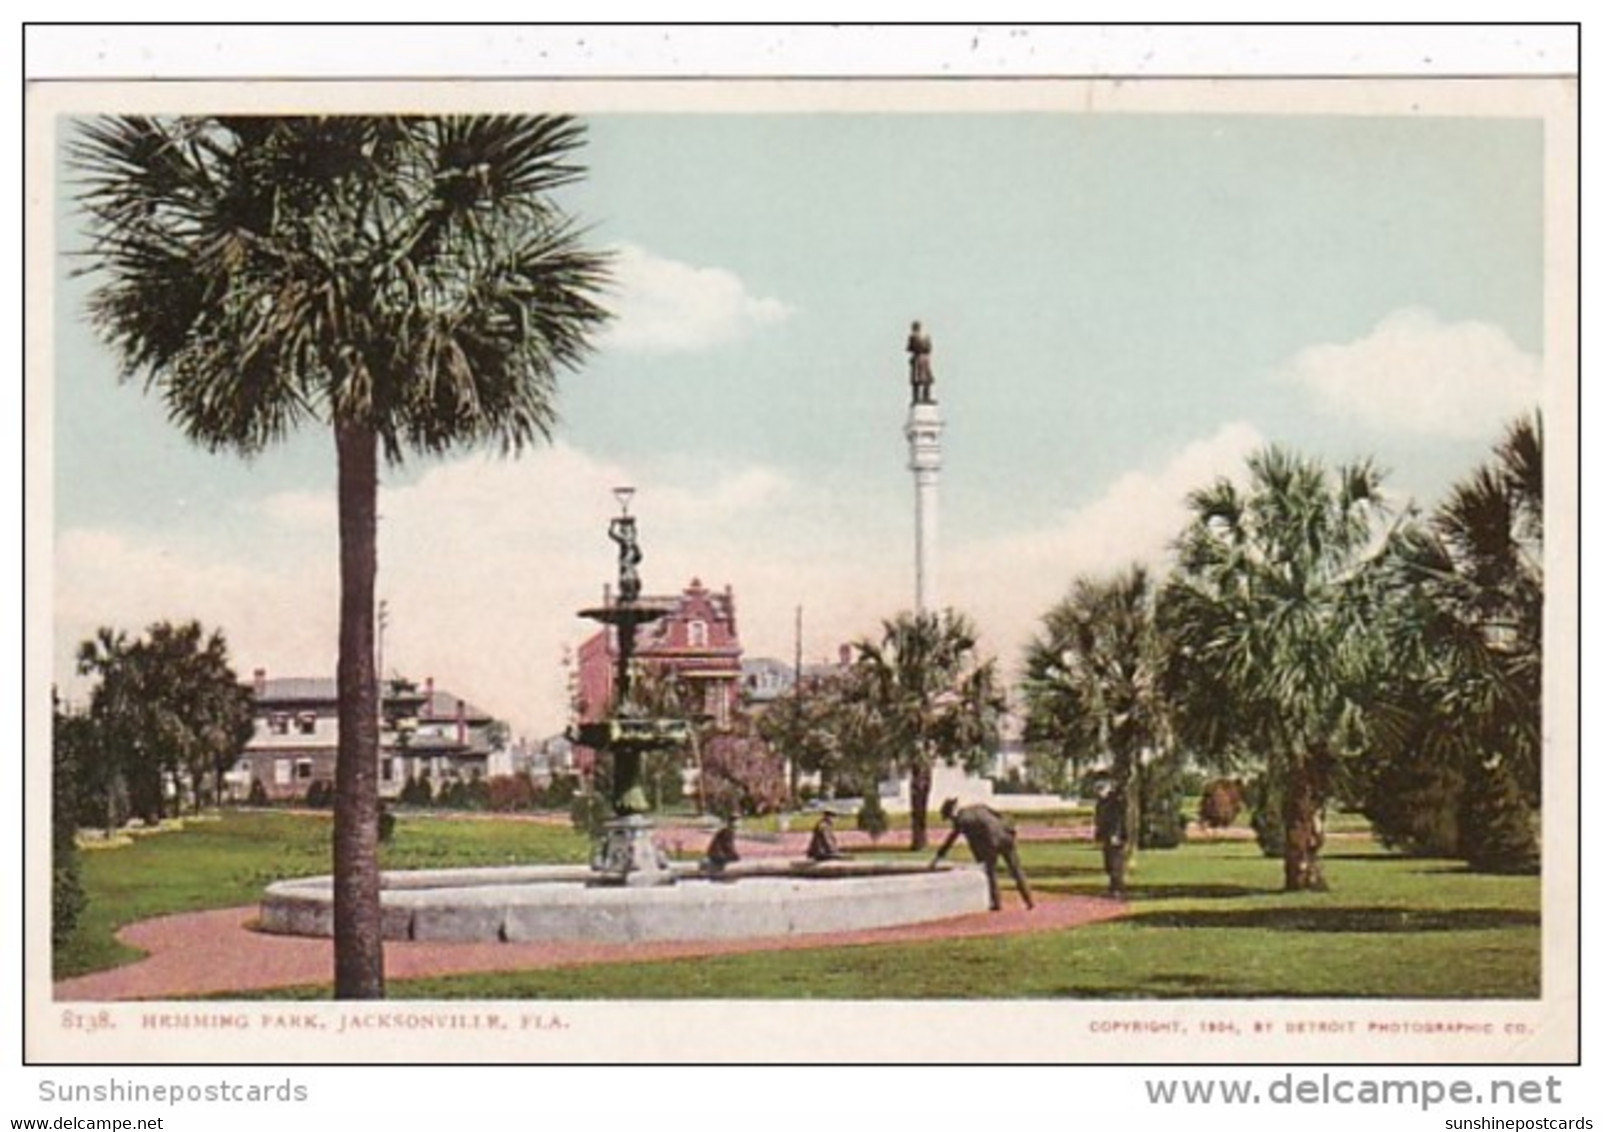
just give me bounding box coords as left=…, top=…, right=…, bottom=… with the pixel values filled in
left=71, top=115, right=611, bottom=997
left=1159, top=447, right=1391, bottom=891
left=849, top=610, right=1005, bottom=849
left=1022, top=564, right=1168, bottom=844
left=1367, top=416, right=1542, bottom=869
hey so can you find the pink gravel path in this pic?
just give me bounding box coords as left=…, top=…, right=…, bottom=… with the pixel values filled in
left=55, top=891, right=1128, bottom=1002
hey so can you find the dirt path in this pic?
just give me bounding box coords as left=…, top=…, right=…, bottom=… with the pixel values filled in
left=55, top=891, right=1128, bottom=1002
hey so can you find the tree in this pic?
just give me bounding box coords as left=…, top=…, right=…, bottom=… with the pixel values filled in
left=51, top=691, right=87, bottom=949
left=74, top=620, right=254, bottom=822
left=756, top=674, right=850, bottom=800
left=848, top=610, right=1005, bottom=850
left=699, top=731, right=788, bottom=818
left=1160, top=447, right=1392, bottom=891
left=1364, top=417, right=1542, bottom=870
left=1022, top=565, right=1170, bottom=852
left=72, top=115, right=611, bottom=998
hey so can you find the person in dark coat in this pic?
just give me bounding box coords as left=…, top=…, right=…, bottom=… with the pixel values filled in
left=704, top=815, right=740, bottom=874
left=1093, top=781, right=1130, bottom=898
left=929, top=798, right=1035, bottom=911
left=805, top=810, right=843, bottom=862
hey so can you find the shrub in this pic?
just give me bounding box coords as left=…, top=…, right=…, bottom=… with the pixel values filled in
left=304, top=779, right=334, bottom=808
left=1198, top=778, right=1245, bottom=829
left=246, top=778, right=269, bottom=807
left=52, top=708, right=85, bottom=947
left=1364, top=758, right=1465, bottom=858
left=534, top=773, right=581, bottom=810
left=856, top=790, right=889, bottom=841
left=1460, top=757, right=1539, bottom=874
left=1137, top=757, right=1188, bottom=849
left=487, top=774, right=536, bottom=812
left=377, top=805, right=396, bottom=844
left=1245, top=773, right=1284, bottom=858
left=700, top=733, right=787, bottom=818
left=569, top=789, right=611, bottom=838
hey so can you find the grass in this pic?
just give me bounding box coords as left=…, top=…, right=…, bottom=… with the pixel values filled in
left=58, top=811, right=1542, bottom=1000
left=55, top=809, right=589, bottom=979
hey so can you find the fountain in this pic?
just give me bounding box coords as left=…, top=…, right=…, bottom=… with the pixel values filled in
left=570, top=487, right=689, bottom=887
left=258, top=484, right=991, bottom=945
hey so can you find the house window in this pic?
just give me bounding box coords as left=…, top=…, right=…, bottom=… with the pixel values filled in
left=296, top=713, right=317, bottom=735
left=295, top=759, right=314, bottom=781
left=267, top=713, right=290, bottom=736
left=687, top=620, right=708, bottom=648
left=275, top=759, right=292, bottom=786
left=381, top=758, right=395, bottom=783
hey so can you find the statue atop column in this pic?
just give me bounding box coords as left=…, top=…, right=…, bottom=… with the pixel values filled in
left=907, top=320, right=935, bottom=405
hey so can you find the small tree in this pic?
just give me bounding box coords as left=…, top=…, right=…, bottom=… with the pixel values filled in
left=855, top=790, right=889, bottom=842
left=51, top=693, right=86, bottom=949
left=700, top=731, right=788, bottom=818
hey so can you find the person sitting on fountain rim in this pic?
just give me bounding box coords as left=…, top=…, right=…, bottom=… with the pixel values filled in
left=805, top=810, right=843, bottom=862
left=930, top=797, right=1035, bottom=912
left=703, top=814, right=740, bottom=874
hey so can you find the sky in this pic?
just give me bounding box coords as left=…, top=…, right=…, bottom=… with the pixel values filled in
left=48, top=101, right=1550, bottom=740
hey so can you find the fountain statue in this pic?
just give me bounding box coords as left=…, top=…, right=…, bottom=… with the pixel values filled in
left=572, top=488, right=690, bottom=886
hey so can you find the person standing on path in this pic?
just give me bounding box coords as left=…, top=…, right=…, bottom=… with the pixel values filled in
left=1094, top=781, right=1130, bottom=898
left=929, top=798, right=1035, bottom=911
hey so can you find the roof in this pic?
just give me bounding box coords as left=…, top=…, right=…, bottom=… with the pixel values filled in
left=250, top=676, right=495, bottom=721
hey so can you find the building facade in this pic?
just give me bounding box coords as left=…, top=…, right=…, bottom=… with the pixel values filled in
left=231, top=670, right=501, bottom=802
left=573, top=578, right=744, bottom=771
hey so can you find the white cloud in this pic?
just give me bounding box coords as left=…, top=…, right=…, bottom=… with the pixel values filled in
left=600, top=242, right=793, bottom=353
left=1282, top=307, right=1541, bottom=439
left=54, top=425, right=1265, bottom=736
left=945, top=422, right=1265, bottom=673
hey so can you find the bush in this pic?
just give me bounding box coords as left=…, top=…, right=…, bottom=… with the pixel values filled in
left=1198, top=778, right=1245, bottom=829
left=570, top=790, right=611, bottom=838
left=1364, top=758, right=1465, bottom=858
left=377, top=805, right=396, bottom=843
left=1460, top=758, right=1539, bottom=874
left=487, top=774, right=536, bottom=812
left=52, top=708, right=85, bottom=948
left=856, top=790, right=889, bottom=841
left=700, top=733, right=787, bottom=818
left=247, top=778, right=269, bottom=807
left=1245, top=773, right=1284, bottom=858
left=533, top=773, right=581, bottom=810
left=304, top=779, right=334, bottom=808
left=1137, top=758, right=1188, bottom=850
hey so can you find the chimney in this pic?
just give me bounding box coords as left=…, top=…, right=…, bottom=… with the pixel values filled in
left=424, top=676, right=435, bottom=719
left=456, top=699, right=467, bottom=745
left=253, top=668, right=267, bottom=697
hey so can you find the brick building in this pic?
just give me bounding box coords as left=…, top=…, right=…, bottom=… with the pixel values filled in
left=573, top=578, right=744, bottom=771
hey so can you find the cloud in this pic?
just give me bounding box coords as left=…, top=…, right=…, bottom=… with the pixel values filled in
left=54, top=443, right=882, bottom=740
left=1281, top=308, right=1541, bottom=439
left=54, top=424, right=1265, bottom=736
left=599, top=242, right=793, bottom=353
left=945, top=422, right=1265, bottom=671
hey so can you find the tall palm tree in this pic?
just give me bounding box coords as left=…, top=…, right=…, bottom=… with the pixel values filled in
left=1159, top=447, right=1391, bottom=891
left=850, top=610, right=1005, bottom=849
left=1022, top=564, right=1168, bottom=842
left=1367, top=416, right=1542, bottom=869
left=71, top=115, right=611, bottom=997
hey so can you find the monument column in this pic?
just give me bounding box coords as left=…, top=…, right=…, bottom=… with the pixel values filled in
left=904, top=321, right=944, bottom=614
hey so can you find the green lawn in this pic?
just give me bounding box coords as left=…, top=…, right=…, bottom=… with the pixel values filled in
left=59, top=811, right=1541, bottom=999
left=56, top=810, right=589, bottom=979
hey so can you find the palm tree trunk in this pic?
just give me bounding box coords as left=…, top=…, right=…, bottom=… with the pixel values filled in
left=909, top=761, right=932, bottom=850
left=333, top=420, right=385, bottom=999
left=1282, top=758, right=1327, bottom=892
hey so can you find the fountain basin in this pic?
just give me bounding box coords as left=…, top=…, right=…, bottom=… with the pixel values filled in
left=258, top=859, right=991, bottom=944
